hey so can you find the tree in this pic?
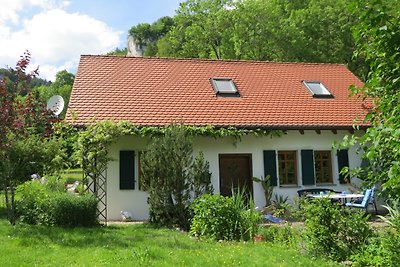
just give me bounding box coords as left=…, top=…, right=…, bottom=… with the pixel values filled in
left=35, top=70, right=74, bottom=119
left=158, top=0, right=235, bottom=59
left=342, top=0, right=400, bottom=200
left=107, top=47, right=128, bottom=56
left=156, top=0, right=368, bottom=78
left=128, top=16, right=174, bottom=57
left=140, top=125, right=213, bottom=229
left=0, top=68, right=51, bottom=96
left=0, top=52, right=65, bottom=225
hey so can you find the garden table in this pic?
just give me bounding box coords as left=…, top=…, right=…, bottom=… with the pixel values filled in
left=307, top=192, right=364, bottom=204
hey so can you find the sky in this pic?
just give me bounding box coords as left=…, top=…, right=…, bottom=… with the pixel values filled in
left=0, top=0, right=182, bottom=81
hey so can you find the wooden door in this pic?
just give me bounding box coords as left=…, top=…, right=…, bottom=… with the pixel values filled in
left=219, top=154, right=253, bottom=197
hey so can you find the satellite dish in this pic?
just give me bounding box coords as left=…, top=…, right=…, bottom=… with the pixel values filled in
left=47, top=95, right=65, bottom=116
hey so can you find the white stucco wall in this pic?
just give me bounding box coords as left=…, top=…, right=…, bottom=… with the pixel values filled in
left=105, top=130, right=363, bottom=221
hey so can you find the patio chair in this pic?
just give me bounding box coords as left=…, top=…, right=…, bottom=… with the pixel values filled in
left=351, top=186, right=378, bottom=214
left=345, top=188, right=373, bottom=213
left=369, top=186, right=378, bottom=214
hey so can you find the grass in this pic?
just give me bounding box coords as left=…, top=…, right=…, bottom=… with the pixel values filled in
left=61, top=168, right=83, bottom=184
left=0, top=188, right=340, bottom=266
left=0, top=216, right=340, bottom=266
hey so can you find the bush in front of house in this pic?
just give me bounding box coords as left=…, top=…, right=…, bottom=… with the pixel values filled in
left=260, top=224, right=300, bottom=247
left=350, top=201, right=400, bottom=267
left=16, top=179, right=98, bottom=227
left=16, top=180, right=50, bottom=224
left=190, top=191, right=261, bottom=241
left=140, top=125, right=213, bottom=230
left=303, top=197, right=372, bottom=261
left=43, top=193, right=98, bottom=227
left=350, top=232, right=400, bottom=267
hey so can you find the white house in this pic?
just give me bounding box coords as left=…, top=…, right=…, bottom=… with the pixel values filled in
left=66, top=55, right=369, bottom=221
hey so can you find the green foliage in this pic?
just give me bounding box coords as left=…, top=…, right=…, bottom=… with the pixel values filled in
left=189, top=151, right=213, bottom=198
left=128, top=16, right=174, bottom=56
left=76, top=121, right=279, bottom=227
left=43, top=193, right=98, bottom=227
left=140, top=125, right=213, bottom=230
left=0, top=222, right=340, bottom=267
left=16, top=180, right=98, bottom=227
left=271, top=194, right=290, bottom=218
left=77, top=121, right=125, bottom=186
left=340, top=1, right=400, bottom=200
left=35, top=70, right=74, bottom=119
left=16, top=181, right=49, bottom=224
left=252, top=175, right=273, bottom=206
left=5, top=134, right=65, bottom=185
left=0, top=52, right=65, bottom=225
left=0, top=68, right=51, bottom=96
left=303, top=198, right=372, bottom=261
left=351, top=232, right=400, bottom=267
left=379, top=200, right=400, bottom=231
left=260, top=224, right=300, bottom=247
left=190, top=191, right=261, bottom=241
left=156, top=0, right=365, bottom=77
left=351, top=200, right=400, bottom=267
left=106, top=47, right=128, bottom=56
left=53, top=121, right=81, bottom=168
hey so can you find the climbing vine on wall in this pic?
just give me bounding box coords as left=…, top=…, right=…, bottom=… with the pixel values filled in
left=77, top=121, right=283, bottom=169
left=77, top=121, right=280, bottom=190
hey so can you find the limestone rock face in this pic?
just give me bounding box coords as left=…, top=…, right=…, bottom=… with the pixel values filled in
left=127, top=35, right=146, bottom=57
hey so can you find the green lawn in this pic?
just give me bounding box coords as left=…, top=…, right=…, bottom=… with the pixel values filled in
left=61, top=168, right=83, bottom=184
left=0, top=218, right=340, bottom=267
left=0, top=190, right=340, bottom=266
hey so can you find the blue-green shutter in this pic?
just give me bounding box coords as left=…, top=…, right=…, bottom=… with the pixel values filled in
left=120, top=150, right=135, bottom=189
left=337, top=149, right=349, bottom=184
left=301, top=150, right=315, bottom=185
left=263, top=150, right=277, bottom=186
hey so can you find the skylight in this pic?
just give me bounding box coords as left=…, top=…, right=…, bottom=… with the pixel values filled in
left=303, top=81, right=333, bottom=98
left=210, top=78, right=240, bottom=97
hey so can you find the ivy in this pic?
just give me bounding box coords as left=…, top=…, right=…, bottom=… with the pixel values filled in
left=77, top=121, right=283, bottom=165
left=77, top=120, right=282, bottom=192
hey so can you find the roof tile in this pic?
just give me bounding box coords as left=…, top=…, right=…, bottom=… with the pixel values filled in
left=66, top=55, right=369, bottom=129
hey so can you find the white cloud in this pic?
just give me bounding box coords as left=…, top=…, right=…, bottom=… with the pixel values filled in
left=0, top=0, right=122, bottom=81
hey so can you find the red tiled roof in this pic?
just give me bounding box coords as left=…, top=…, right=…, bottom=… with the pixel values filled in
left=66, top=55, right=369, bottom=129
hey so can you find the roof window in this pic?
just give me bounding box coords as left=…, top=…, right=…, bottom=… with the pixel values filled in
left=210, top=78, right=240, bottom=97
left=303, top=81, right=333, bottom=98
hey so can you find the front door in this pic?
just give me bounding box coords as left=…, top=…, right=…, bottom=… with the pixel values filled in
left=219, top=154, right=253, bottom=197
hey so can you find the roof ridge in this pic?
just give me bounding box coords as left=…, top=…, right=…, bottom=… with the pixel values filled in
left=80, top=54, right=347, bottom=67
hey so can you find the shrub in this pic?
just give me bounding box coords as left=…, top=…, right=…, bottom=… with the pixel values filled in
left=351, top=233, right=400, bottom=267
left=16, top=180, right=98, bottom=227
left=140, top=125, right=213, bottom=230
left=43, top=193, right=98, bottom=227
left=260, top=224, right=300, bottom=247
left=303, top=198, right=372, bottom=261
left=16, top=180, right=49, bottom=224
left=351, top=201, right=400, bottom=267
left=190, top=191, right=261, bottom=241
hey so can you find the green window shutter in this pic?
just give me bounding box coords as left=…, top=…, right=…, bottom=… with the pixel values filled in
left=263, top=150, right=277, bottom=186
left=337, top=149, right=349, bottom=184
left=301, top=150, right=315, bottom=185
left=120, top=150, right=135, bottom=190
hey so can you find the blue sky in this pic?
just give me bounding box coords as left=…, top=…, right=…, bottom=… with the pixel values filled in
left=0, top=0, right=182, bottom=81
